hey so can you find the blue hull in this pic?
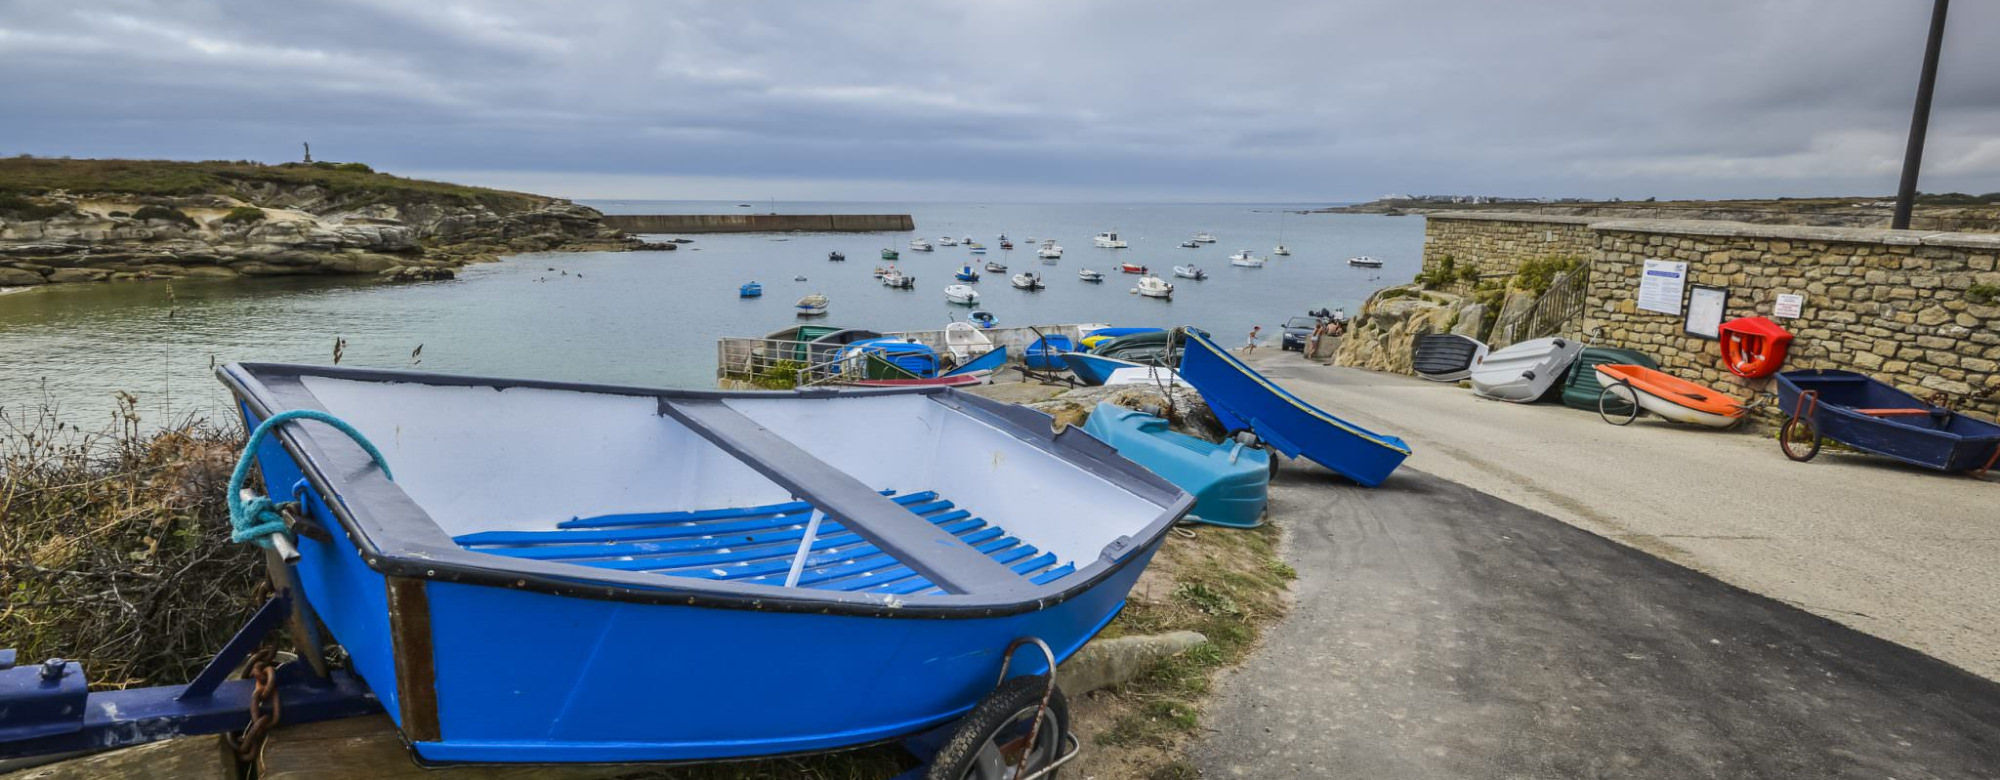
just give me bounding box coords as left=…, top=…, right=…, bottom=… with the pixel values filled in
left=1777, top=370, right=2000, bottom=472
left=1177, top=329, right=1411, bottom=487
left=943, top=345, right=1009, bottom=377
left=1082, top=403, right=1268, bottom=527
left=1024, top=335, right=1078, bottom=372
left=1060, top=352, right=1147, bottom=386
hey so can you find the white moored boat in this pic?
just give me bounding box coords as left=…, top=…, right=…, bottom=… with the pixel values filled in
left=944, top=284, right=980, bottom=305
left=795, top=293, right=830, bottom=317
left=909, top=238, right=933, bottom=252
left=1134, top=275, right=1173, bottom=299
left=1037, top=240, right=1063, bottom=259
left=1272, top=244, right=1290, bottom=256
left=1470, top=337, right=1585, bottom=403
left=1078, top=269, right=1104, bottom=282
left=1228, top=250, right=1265, bottom=268
left=937, top=236, right=959, bottom=247
left=880, top=269, right=915, bottom=289
left=1093, top=231, right=1128, bottom=249
left=943, top=321, right=994, bottom=363
left=1192, top=233, right=1217, bottom=243
left=1011, top=272, right=1045, bottom=291
left=1173, top=265, right=1207, bottom=280
left=1348, top=256, right=1384, bottom=268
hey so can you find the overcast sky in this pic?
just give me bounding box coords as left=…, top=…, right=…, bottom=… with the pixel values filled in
left=1, top=0, right=1996, bottom=202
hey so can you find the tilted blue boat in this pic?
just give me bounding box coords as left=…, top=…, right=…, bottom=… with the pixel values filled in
left=1176, top=328, right=1412, bottom=487
left=1060, top=352, right=1151, bottom=386
left=942, top=344, right=1009, bottom=378
left=738, top=282, right=762, bottom=298
left=839, top=337, right=941, bottom=379
left=1024, top=334, right=1078, bottom=371
left=218, top=363, right=1190, bottom=764
left=1082, top=403, right=1269, bottom=528
left=1777, top=369, right=2000, bottom=473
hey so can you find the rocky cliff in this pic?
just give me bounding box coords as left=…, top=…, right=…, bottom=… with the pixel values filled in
left=0, top=159, right=642, bottom=286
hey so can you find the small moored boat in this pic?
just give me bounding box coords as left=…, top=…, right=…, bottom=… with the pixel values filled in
left=739, top=281, right=763, bottom=298
left=829, top=251, right=846, bottom=262
left=1192, top=233, right=1217, bottom=243
left=1470, top=337, right=1584, bottom=403
left=968, top=310, right=998, bottom=329
left=1179, top=240, right=1199, bottom=249
left=216, top=362, right=1191, bottom=764
left=908, top=238, right=933, bottom=252
left=1134, top=275, right=1173, bottom=299
left=1011, top=272, right=1044, bottom=291
left=1347, top=256, right=1383, bottom=268
left=1177, top=328, right=1412, bottom=487
left=879, top=249, right=897, bottom=261
left=937, top=236, right=959, bottom=247
left=1093, top=231, right=1127, bottom=249
left=954, top=265, right=980, bottom=282
left=985, top=261, right=1008, bottom=273
left=999, top=240, right=1013, bottom=250
left=1595, top=364, right=1745, bottom=428
left=880, top=269, right=915, bottom=289
left=1228, top=251, right=1265, bottom=268
left=795, top=293, right=830, bottom=317
left=1119, top=262, right=1147, bottom=274
left=1037, top=240, right=1063, bottom=259
left=1082, top=403, right=1269, bottom=528
left=1272, top=244, right=1290, bottom=256
left=1078, top=268, right=1104, bottom=282
left=944, top=284, right=979, bottom=305
left=1411, top=334, right=1488, bottom=382
left=1173, top=265, right=1207, bottom=280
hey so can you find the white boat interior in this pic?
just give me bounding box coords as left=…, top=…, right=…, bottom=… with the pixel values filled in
left=287, top=376, right=1174, bottom=594
left=943, top=322, right=993, bottom=362
left=1093, top=231, right=1128, bottom=249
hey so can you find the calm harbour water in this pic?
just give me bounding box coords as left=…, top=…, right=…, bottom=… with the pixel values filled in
left=0, top=202, right=1421, bottom=425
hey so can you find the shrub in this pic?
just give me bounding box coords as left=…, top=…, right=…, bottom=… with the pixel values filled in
left=1513, top=255, right=1582, bottom=296
left=106, top=210, right=129, bottom=217
left=1969, top=283, right=2000, bottom=306
left=0, top=193, right=74, bottom=220
left=1378, top=287, right=1414, bottom=301
left=220, top=205, right=266, bottom=224
left=1456, top=263, right=1481, bottom=284
left=334, top=162, right=373, bottom=173
left=131, top=204, right=197, bottom=228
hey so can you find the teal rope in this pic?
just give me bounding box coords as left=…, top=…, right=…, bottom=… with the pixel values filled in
left=228, top=410, right=392, bottom=548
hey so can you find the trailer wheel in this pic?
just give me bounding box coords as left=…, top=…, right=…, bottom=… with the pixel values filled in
left=1597, top=381, right=1641, bottom=426
left=1780, top=417, right=1822, bottom=462
left=925, top=674, right=1071, bottom=780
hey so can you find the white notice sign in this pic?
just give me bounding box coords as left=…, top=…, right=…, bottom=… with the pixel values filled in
left=1638, top=260, right=1688, bottom=315
left=1773, top=293, right=1804, bottom=319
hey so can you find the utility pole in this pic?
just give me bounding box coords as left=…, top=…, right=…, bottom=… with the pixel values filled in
left=1892, top=0, right=1949, bottom=230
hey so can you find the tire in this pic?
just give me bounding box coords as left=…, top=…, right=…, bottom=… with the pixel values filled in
left=925, top=675, right=1071, bottom=780
left=1780, top=417, right=1822, bottom=462
left=1597, top=381, right=1640, bottom=426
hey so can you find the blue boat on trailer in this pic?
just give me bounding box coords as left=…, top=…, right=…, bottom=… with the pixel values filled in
left=216, top=363, right=1191, bottom=766
left=1777, top=369, right=2000, bottom=474
left=1176, top=328, right=1412, bottom=487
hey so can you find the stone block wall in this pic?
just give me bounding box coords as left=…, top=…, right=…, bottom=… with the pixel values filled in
left=1583, top=220, right=2000, bottom=424
left=1421, top=213, right=1595, bottom=295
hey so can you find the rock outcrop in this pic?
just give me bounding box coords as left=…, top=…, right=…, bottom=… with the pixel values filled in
left=1332, top=287, right=1464, bottom=375
left=0, top=190, right=637, bottom=286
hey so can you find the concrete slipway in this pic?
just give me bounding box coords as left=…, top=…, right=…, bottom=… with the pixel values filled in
left=1191, top=357, right=2000, bottom=778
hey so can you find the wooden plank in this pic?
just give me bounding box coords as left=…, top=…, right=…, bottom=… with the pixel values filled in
left=1, top=735, right=234, bottom=780
left=258, top=715, right=636, bottom=780
left=384, top=577, right=441, bottom=743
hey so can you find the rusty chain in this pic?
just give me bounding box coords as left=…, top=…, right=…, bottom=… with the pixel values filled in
left=230, top=644, right=283, bottom=764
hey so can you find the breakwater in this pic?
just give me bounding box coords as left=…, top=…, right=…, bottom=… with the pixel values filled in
left=603, top=214, right=914, bottom=234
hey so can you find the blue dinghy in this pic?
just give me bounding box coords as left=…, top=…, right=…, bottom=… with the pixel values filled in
left=1777, top=369, right=2000, bottom=473
left=218, top=363, right=1191, bottom=764
left=1082, top=403, right=1269, bottom=528
left=1024, top=334, right=1078, bottom=371
left=738, top=281, right=762, bottom=298
left=1061, top=352, right=1151, bottom=386
left=1177, top=328, right=1412, bottom=487
left=942, top=344, right=1009, bottom=378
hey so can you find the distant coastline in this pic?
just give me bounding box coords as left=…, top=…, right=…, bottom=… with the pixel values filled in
left=1318, top=194, right=2000, bottom=232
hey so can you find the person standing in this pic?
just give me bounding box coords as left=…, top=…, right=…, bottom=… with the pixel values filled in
left=1243, top=325, right=1262, bottom=354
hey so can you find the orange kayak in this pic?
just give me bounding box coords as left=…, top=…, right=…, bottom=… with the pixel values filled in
left=1594, top=364, right=1746, bottom=428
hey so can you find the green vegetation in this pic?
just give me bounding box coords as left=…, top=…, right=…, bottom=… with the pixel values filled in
left=220, top=205, right=267, bottom=224
left=1378, top=287, right=1415, bottom=301
left=131, top=204, right=197, bottom=228
left=1513, top=255, right=1582, bottom=296
left=1917, top=192, right=2000, bottom=206
left=0, top=192, right=73, bottom=220
left=0, top=156, right=545, bottom=212
left=751, top=359, right=807, bottom=389
left=1969, top=283, right=2000, bottom=306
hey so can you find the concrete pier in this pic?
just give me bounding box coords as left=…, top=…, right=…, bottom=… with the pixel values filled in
left=602, top=214, right=913, bottom=234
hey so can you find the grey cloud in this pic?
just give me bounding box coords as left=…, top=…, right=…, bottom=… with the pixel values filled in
left=1, top=0, right=1995, bottom=200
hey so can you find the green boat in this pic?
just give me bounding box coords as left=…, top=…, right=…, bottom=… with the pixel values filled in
left=881, top=248, right=899, bottom=261
left=1562, top=346, right=1658, bottom=412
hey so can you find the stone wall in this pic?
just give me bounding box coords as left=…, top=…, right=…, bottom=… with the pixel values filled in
left=1410, top=212, right=2000, bottom=424
left=1421, top=213, right=1595, bottom=295
left=1583, top=220, right=2000, bottom=423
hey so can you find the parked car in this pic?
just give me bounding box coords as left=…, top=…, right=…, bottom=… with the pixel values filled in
left=1281, top=316, right=1320, bottom=351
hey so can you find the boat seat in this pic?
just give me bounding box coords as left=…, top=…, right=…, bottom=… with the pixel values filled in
left=452, top=488, right=1079, bottom=595
left=1853, top=408, right=1938, bottom=417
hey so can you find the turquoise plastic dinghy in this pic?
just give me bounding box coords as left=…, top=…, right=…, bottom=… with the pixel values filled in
left=1081, top=403, right=1269, bottom=528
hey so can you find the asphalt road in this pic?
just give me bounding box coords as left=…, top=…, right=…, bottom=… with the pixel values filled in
left=1193, top=465, right=2000, bottom=779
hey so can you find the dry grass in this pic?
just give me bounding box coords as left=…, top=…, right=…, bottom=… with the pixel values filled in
left=0, top=395, right=263, bottom=689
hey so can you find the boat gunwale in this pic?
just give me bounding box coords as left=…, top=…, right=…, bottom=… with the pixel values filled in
left=217, top=362, right=1192, bottom=619
left=1180, top=328, right=1412, bottom=455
